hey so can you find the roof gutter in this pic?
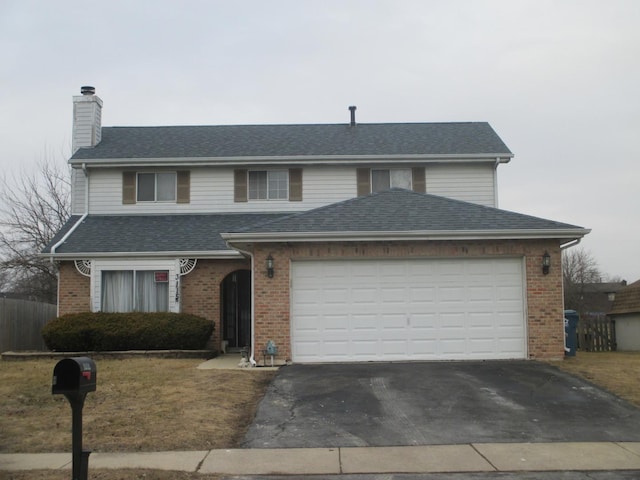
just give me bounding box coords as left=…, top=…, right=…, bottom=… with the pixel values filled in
left=222, top=228, right=591, bottom=244
left=50, top=163, right=90, bottom=261
left=44, top=250, right=243, bottom=260
left=69, top=153, right=514, bottom=168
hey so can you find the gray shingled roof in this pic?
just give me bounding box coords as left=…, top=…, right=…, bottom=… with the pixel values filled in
left=44, top=191, right=588, bottom=257
left=43, top=214, right=286, bottom=255
left=70, top=122, right=512, bottom=161
left=227, top=189, right=586, bottom=235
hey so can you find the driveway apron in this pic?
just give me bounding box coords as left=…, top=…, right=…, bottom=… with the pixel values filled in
left=242, top=361, right=640, bottom=448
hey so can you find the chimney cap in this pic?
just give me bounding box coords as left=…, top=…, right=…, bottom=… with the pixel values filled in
left=80, top=86, right=95, bottom=95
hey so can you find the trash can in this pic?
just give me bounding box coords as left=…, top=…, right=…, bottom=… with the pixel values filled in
left=564, top=310, right=579, bottom=356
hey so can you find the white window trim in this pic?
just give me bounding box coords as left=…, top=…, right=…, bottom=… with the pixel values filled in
left=91, top=259, right=180, bottom=312
left=136, top=172, right=177, bottom=203
left=371, top=168, right=413, bottom=192
left=248, top=169, right=289, bottom=201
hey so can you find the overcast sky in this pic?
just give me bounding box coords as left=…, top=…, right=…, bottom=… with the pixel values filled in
left=1, top=0, right=638, bottom=281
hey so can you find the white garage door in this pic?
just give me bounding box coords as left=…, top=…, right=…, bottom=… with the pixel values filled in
left=291, top=258, right=526, bottom=363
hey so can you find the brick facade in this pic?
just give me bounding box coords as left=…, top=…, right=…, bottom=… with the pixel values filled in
left=58, top=262, right=92, bottom=315
left=251, top=239, right=565, bottom=364
left=57, top=239, right=565, bottom=362
left=180, top=258, right=250, bottom=349
left=56, top=258, right=251, bottom=351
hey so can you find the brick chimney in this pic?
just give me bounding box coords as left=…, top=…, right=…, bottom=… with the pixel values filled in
left=72, top=86, right=102, bottom=154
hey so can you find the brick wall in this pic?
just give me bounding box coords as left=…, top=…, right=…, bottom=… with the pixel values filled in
left=180, top=258, right=250, bottom=350
left=252, top=239, right=565, bottom=364
left=58, top=262, right=91, bottom=315
left=57, top=239, right=566, bottom=362
left=57, top=258, right=251, bottom=352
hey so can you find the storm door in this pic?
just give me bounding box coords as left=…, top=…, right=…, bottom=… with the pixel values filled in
left=221, top=270, right=251, bottom=349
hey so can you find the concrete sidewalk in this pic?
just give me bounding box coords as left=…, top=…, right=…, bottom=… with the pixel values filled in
left=2, top=442, right=640, bottom=475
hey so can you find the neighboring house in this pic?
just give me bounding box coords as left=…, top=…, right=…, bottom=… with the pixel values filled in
left=567, top=281, right=628, bottom=317
left=43, top=87, right=590, bottom=364
left=609, top=280, right=640, bottom=351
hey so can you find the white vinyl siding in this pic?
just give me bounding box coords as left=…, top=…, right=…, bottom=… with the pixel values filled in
left=72, top=95, right=102, bottom=153
left=88, top=166, right=355, bottom=214
left=613, top=314, right=640, bottom=351
left=84, top=162, right=497, bottom=214
left=291, top=258, right=526, bottom=363
left=70, top=167, right=86, bottom=215
left=425, top=163, right=496, bottom=207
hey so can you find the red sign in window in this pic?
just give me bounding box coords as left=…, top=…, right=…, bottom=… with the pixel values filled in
left=154, top=271, right=169, bottom=283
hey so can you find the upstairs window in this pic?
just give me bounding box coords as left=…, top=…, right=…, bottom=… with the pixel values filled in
left=357, top=167, right=425, bottom=196
left=371, top=168, right=412, bottom=192
left=123, top=171, right=190, bottom=204
left=234, top=169, right=302, bottom=202
left=137, top=172, right=176, bottom=202
left=248, top=170, right=288, bottom=200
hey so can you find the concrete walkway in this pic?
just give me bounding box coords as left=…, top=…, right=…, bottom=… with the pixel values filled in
left=3, top=442, right=640, bottom=475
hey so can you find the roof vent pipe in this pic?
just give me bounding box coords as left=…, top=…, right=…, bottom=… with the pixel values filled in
left=80, top=86, right=95, bottom=95
left=348, top=105, right=357, bottom=127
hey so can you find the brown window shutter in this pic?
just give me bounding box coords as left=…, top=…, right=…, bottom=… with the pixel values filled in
left=234, top=169, right=248, bottom=202
left=122, top=171, right=136, bottom=204
left=289, top=168, right=303, bottom=201
left=412, top=167, right=426, bottom=193
left=356, top=168, right=371, bottom=196
left=176, top=171, right=190, bottom=203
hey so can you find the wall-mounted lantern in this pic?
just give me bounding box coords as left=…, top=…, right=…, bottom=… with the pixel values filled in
left=542, top=251, right=551, bottom=275
left=266, top=254, right=274, bottom=278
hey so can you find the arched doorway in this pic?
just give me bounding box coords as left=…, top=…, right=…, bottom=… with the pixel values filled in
left=221, top=269, right=251, bottom=350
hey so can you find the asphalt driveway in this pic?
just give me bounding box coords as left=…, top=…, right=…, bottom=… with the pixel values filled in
left=242, top=361, right=640, bottom=448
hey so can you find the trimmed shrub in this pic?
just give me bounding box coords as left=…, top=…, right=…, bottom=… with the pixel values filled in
left=41, top=312, right=214, bottom=352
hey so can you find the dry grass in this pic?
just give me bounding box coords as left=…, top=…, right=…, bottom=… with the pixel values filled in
left=3, top=353, right=640, bottom=480
left=0, top=358, right=275, bottom=454
left=552, top=351, right=640, bottom=407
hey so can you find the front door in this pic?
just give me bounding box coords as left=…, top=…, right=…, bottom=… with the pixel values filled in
left=221, top=270, right=251, bottom=349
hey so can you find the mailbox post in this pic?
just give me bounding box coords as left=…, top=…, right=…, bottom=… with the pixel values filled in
left=52, top=357, right=97, bottom=480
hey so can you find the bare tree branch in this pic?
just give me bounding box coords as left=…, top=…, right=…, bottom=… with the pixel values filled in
left=0, top=156, right=71, bottom=302
left=562, top=247, right=603, bottom=315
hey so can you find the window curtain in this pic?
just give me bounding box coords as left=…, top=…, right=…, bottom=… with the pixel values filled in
left=102, top=271, right=134, bottom=312
left=136, top=271, right=169, bottom=312
left=371, top=170, right=390, bottom=193
left=101, top=270, right=168, bottom=312
left=390, top=169, right=412, bottom=189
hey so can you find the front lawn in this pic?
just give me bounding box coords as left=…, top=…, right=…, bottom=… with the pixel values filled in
left=0, top=357, right=275, bottom=453
left=552, top=351, right=640, bottom=407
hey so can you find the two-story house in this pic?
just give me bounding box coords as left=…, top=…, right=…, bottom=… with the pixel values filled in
left=44, top=87, right=589, bottom=364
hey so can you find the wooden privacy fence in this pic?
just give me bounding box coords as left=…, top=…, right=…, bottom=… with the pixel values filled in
left=577, top=313, right=617, bottom=352
left=0, top=298, right=57, bottom=352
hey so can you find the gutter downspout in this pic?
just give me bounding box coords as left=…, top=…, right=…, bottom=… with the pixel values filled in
left=560, top=238, right=581, bottom=250
left=559, top=238, right=581, bottom=334
left=50, top=164, right=90, bottom=259
left=228, top=244, right=257, bottom=367
left=494, top=158, right=500, bottom=208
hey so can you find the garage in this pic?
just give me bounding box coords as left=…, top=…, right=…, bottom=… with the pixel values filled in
left=291, top=258, right=526, bottom=362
